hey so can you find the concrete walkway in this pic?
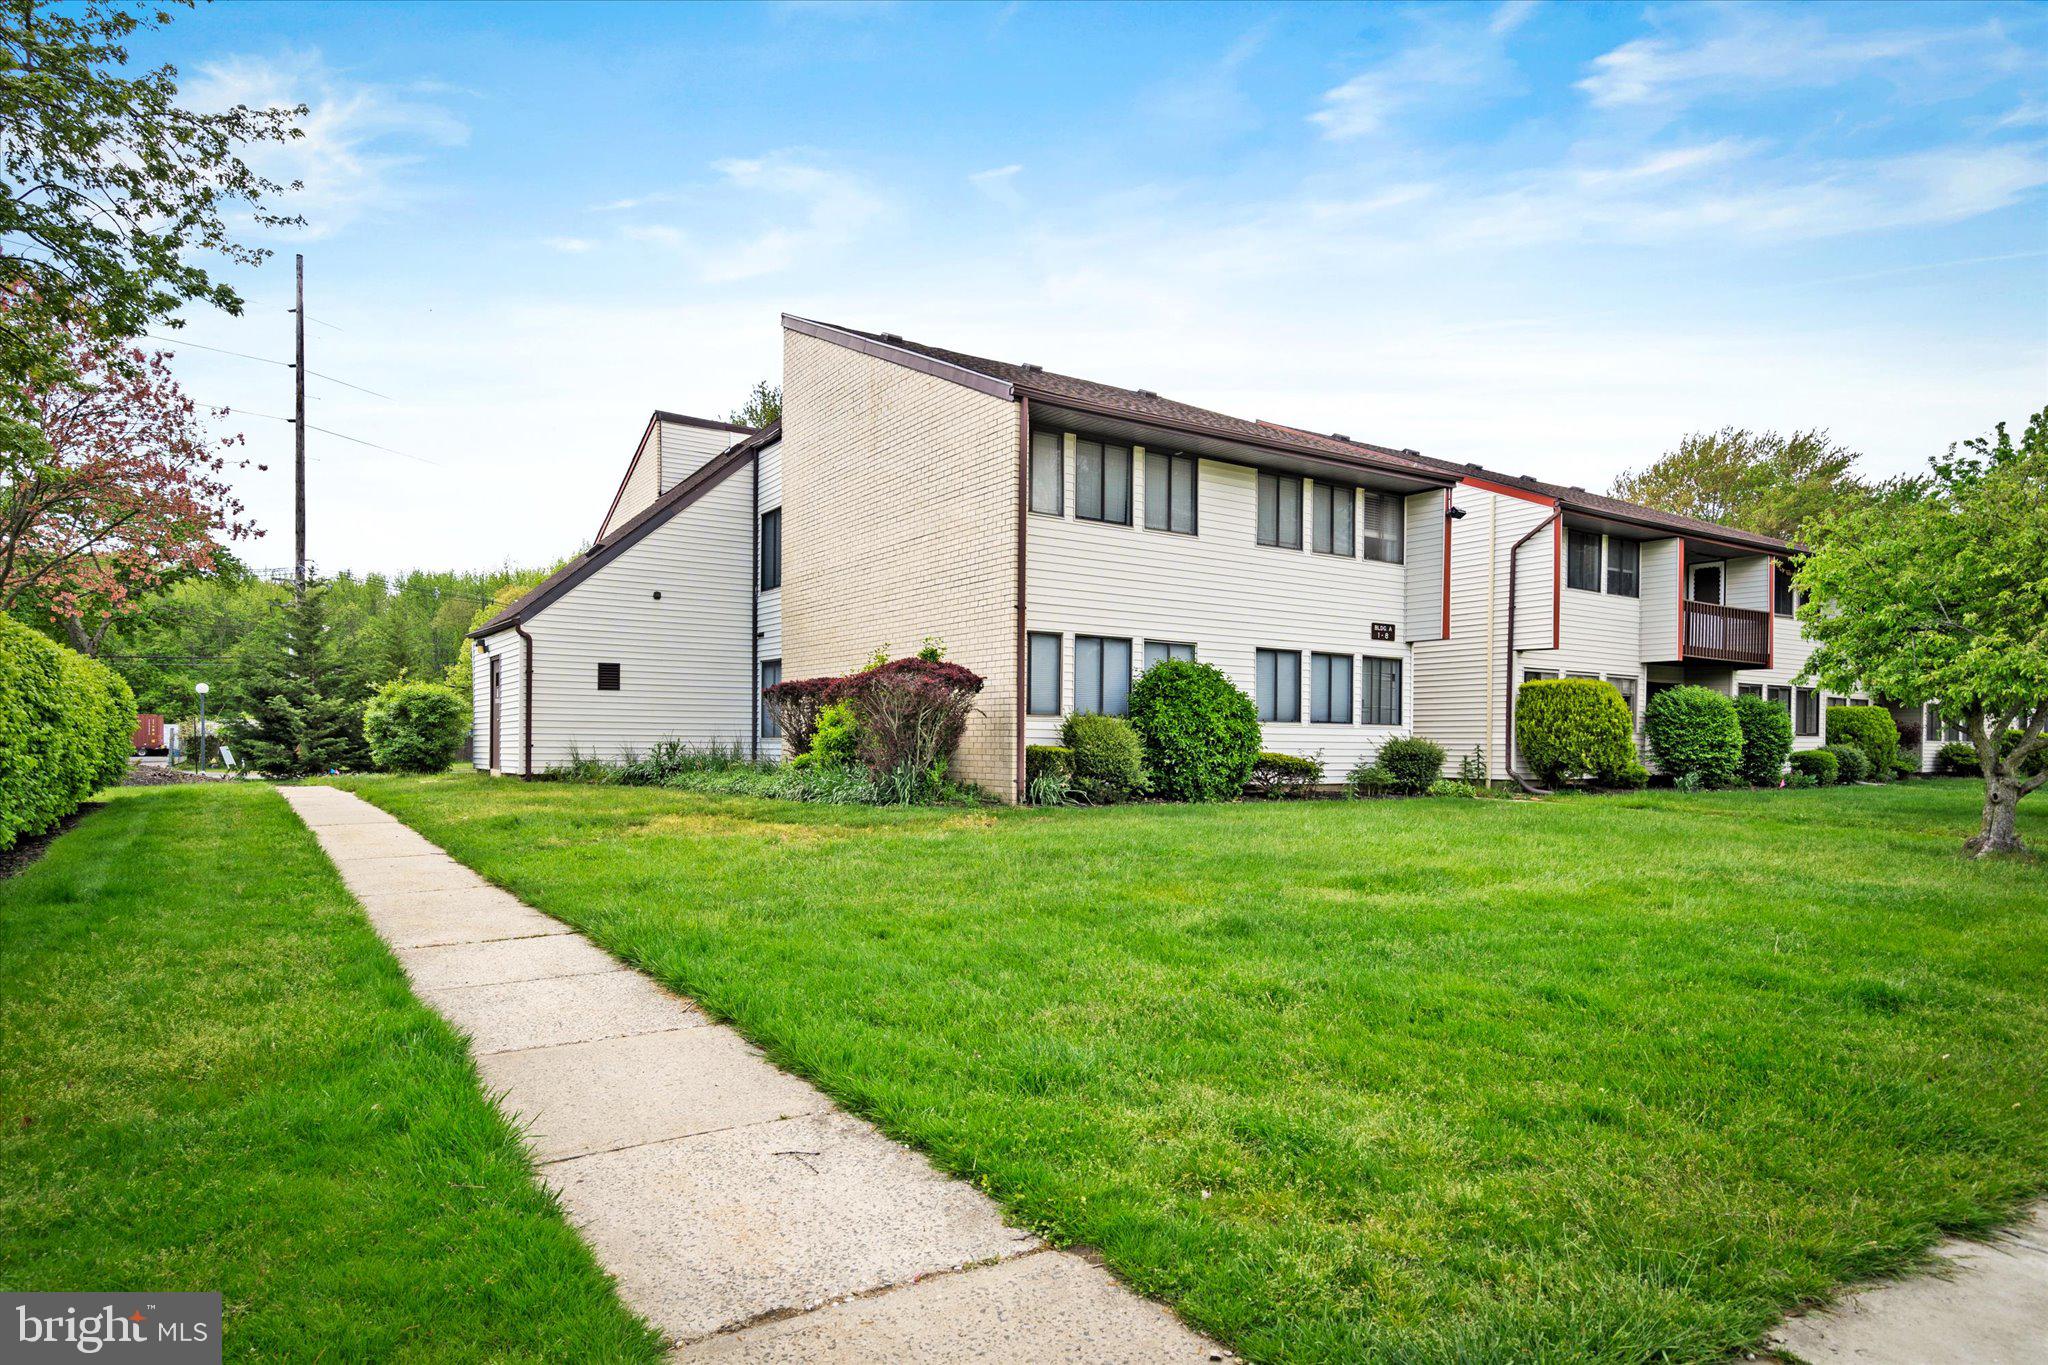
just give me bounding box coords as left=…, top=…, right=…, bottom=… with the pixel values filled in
left=279, top=786, right=1228, bottom=1363
left=1768, top=1204, right=2048, bottom=1365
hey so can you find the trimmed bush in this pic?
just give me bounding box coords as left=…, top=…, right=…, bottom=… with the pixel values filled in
left=1427, top=778, right=1479, bottom=798
left=844, top=658, right=984, bottom=787
left=1515, top=679, right=1636, bottom=786
left=760, top=675, right=850, bottom=756
left=1025, top=745, right=1073, bottom=783
left=1345, top=760, right=1394, bottom=796
left=1244, top=751, right=1322, bottom=799
left=1937, top=740, right=1978, bottom=774
left=1127, top=659, right=1261, bottom=802
left=1375, top=737, right=1446, bottom=794
left=1603, top=760, right=1651, bottom=790
left=1644, top=686, right=1741, bottom=787
left=1789, top=748, right=1839, bottom=785
left=1733, top=694, right=1795, bottom=786
left=363, top=681, right=467, bottom=773
left=789, top=701, right=858, bottom=770
left=1825, top=706, right=1900, bottom=783
left=1821, top=742, right=1872, bottom=783
left=1061, top=712, right=1147, bottom=804
left=0, top=613, right=137, bottom=851
left=1786, top=769, right=1819, bottom=789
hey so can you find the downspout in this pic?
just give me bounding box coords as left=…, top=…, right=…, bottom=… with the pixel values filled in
left=1013, top=394, right=1030, bottom=804
left=516, top=624, right=535, bottom=778
left=751, top=451, right=760, bottom=762
left=1504, top=508, right=1562, bottom=790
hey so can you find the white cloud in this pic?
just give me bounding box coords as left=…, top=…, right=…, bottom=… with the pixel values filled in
left=619, top=152, right=885, bottom=283
left=969, top=164, right=1024, bottom=208
left=187, top=51, right=469, bottom=238
left=1310, top=2, right=1530, bottom=141
left=542, top=236, right=595, bottom=253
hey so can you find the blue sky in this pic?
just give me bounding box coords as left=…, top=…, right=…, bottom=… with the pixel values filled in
left=139, top=1, right=2047, bottom=573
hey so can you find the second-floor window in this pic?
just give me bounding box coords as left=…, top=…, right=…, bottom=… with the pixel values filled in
left=1144, top=451, right=1197, bottom=534
left=1255, top=648, right=1300, bottom=722
left=1774, top=565, right=1796, bottom=616
left=1075, top=635, right=1132, bottom=716
left=1029, top=432, right=1063, bottom=515
left=1256, top=472, right=1302, bottom=549
left=1075, top=439, right=1132, bottom=525
left=1312, top=484, right=1354, bottom=556
left=1361, top=491, right=1404, bottom=563
left=759, top=508, right=781, bottom=590
left=1606, top=537, right=1640, bottom=597
left=1566, top=529, right=1602, bottom=591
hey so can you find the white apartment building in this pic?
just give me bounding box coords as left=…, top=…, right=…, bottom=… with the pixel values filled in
left=471, top=315, right=1897, bottom=799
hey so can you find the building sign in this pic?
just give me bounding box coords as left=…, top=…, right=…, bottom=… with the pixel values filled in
left=1371, top=622, right=1396, bottom=642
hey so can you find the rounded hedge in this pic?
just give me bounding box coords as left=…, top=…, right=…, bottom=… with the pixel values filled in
left=363, top=681, right=468, bottom=773
left=1514, top=679, right=1635, bottom=786
left=1375, top=737, right=1447, bottom=793
left=1644, top=685, right=1742, bottom=787
left=1, top=613, right=137, bottom=851
left=1061, top=712, right=1148, bottom=803
left=1820, top=742, right=1872, bottom=783
left=1788, top=748, right=1839, bottom=785
left=1244, top=751, right=1322, bottom=798
left=1825, top=706, right=1900, bottom=782
left=1126, top=659, right=1260, bottom=802
left=1733, top=694, right=1794, bottom=786
left=1936, top=740, right=1978, bottom=774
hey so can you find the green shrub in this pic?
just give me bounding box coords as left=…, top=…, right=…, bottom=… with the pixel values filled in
left=1243, top=751, right=1322, bottom=799
left=1825, top=706, right=1900, bottom=783
left=1061, top=712, right=1147, bottom=804
left=1733, top=694, right=1794, bottom=786
left=363, top=681, right=468, bottom=773
left=790, top=701, right=858, bottom=770
left=1937, top=740, right=1977, bottom=774
left=1345, top=760, right=1394, bottom=796
left=1821, top=742, right=1872, bottom=783
left=1427, top=778, right=1479, bottom=798
left=1514, top=679, right=1636, bottom=786
left=1375, top=737, right=1446, bottom=794
left=1785, top=770, right=1818, bottom=789
left=1603, top=759, right=1650, bottom=790
left=1788, top=748, right=1839, bottom=785
left=1126, top=660, right=1261, bottom=802
left=1644, top=686, right=1741, bottom=787
left=0, top=613, right=137, bottom=851
left=1026, top=745, right=1073, bottom=783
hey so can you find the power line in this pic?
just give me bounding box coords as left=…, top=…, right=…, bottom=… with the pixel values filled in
left=199, top=402, right=442, bottom=467
left=143, top=333, right=395, bottom=400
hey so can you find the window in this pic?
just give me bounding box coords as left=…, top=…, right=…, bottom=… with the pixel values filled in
left=1311, top=483, right=1355, bottom=556
left=759, top=659, right=782, bottom=737
left=1143, top=640, right=1195, bottom=670
left=1310, top=653, right=1352, bottom=723
left=1606, top=537, right=1640, bottom=597
left=597, top=662, right=621, bottom=691
left=1255, top=648, right=1300, bottom=722
left=1566, top=529, right=1602, bottom=591
left=758, top=508, right=782, bottom=590
left=1027, top=633, right=1061, bottom=715
left=1523, top=669, right=1558, bottom=682
left=1143, top=451, right=1196, bottom=534
left=1256, top=472, right=1302, bottom=549
left=1567, top=670, right=1600, bottom=680
left=1738, top=683, right=1763, bottom=698
left=1075, top=439, right=1132, bottom=525
left=1075, top=635, right=1132, bottom=716
left=1795, top=687, right=1821, bottom=736
left=1767, top=685, right=1792, bottom=715
left=1029, top=431, right=1063, bottom=515
left=1362, top=656, right=1403, bottom=725
left=1607, top=674, right=1639, bottom=719
left=1773, top=564, right=1796, bottom=617
left=1692, top=563, right=1723, bottom=604
left=1360, top=491, right=1404, bottom=563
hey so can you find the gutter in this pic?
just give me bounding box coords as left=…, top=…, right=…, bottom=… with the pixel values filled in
left=1504, top=508, right=1562, bottom=790
left=1014, top=393, right=1030, bottom=804
left=516, top=624, right=535, bottom=778
left=751, top=454, right=760, bottom=762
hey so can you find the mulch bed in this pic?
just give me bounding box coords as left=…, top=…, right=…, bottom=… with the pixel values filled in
left=0, top=805, right=98, bottom=882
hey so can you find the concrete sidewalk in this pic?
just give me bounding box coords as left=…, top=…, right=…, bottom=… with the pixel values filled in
left=279, top=785, right=1228, bottom=1363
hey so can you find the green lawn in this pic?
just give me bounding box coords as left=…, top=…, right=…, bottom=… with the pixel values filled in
left=0, top=784, right=663, bottom=1362
left=333, top=774, right=2048, bottom=1364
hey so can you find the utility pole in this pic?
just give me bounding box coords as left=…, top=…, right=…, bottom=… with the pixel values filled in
left=293, top=252, right=307, bottom=599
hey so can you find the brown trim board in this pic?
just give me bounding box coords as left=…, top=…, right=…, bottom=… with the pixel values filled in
left=782, top=315, right=1017, bottom=401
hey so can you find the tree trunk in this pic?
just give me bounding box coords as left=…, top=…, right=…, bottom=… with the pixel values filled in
left=1967, top=775, right=2027, bottom=857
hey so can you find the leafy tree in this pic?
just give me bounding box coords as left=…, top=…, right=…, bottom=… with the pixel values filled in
left=224, top=584, right=371, bottom=776
left=1611, top=428, right=1872, bottom=540
left=1795, top=408, right=2048, bottom=856
left=0, top=0, right=302, bottom=397
left=728, top=379, right=780, bottom=429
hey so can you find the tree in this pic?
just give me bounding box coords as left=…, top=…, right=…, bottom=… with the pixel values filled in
left=729, top=379, right=780, bottom=429
left=1, top=1, right=302, bottom=396
left=0, top=310, right=258, bottom=639
left=225, top=584, right=371, bottom=777
left=1611, top=428, right=1872, bottom=541
left=1794, top=407, right=2048, bottom=856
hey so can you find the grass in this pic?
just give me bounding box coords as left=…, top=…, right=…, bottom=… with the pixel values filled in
left=331, top=773, right=2048, bottom=1364
left=0, top=784, right=663, bottom=1362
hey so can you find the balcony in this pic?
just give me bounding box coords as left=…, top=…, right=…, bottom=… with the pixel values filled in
left=1684, top=600, right=1771, bottom=666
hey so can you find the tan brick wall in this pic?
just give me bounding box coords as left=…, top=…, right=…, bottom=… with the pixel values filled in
left=780, top=328, right=1022, bottom=799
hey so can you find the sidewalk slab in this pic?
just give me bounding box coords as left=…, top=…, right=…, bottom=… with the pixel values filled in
left=542, top=1109, right=1040, bottom=1343
left=396, top=934, right=625, bottom=991
left=327, top=856, right=488, bottom=899
left=482, top=1027, right=833, bottom=1162
left=312, top=821, right=447, bottom=859
left=420, top=970, right=705, bottom=1054
left=1769, top=1205, right=2048, bottom=1365
left=359, top=894, right=570, bottom=949
left=680, top=1250, right=1229, bottom=1363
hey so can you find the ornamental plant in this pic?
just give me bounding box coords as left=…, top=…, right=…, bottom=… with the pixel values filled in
left=1820, top=742, right=1872, bottom=783
left=1374, top=738, right=1446, bottom=794
left=1733, top=694, right=1794, bottom=786
left=1126, top=659, right=1260, bottom=802
left=789, top=701, right=858, bottom=770
left=1824, top=706, right=1900, bottom=783
left=1061, top=712, right=1147, bottom=804
left=363, top=680, right=467, bottom=773
left=1644, top=686, right=1741, bottom=787
left=761, top=675, right=849, bottom=756
left=1243, top=751, right=1321, bottom=799
left=843, top=656, right=983, bottom=785
left=0, top=611, right=136, bottom=850
left=1514, top=679, right=1635, bottom=787
left=1789, top=748, right=1839, bottom=785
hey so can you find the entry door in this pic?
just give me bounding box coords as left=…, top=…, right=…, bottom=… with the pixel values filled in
left=488, top=656, right=502, bottom=771
left=1691, top=563, right=1723, bottom=604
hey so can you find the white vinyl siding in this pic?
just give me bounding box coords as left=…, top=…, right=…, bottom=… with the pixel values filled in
left=1403, top=488, right=1447, bottom=642
left=657, top=419, right=746, bottom=493
left=599, top=424, right=662, bottom=540
left=755, top=440, right=784, bottom=760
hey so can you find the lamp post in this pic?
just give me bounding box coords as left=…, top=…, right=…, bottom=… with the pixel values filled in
left=194, top=681, right=210, bottom=774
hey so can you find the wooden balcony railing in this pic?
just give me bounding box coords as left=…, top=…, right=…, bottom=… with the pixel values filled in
left=1685, top=600, right=1771, bottom=666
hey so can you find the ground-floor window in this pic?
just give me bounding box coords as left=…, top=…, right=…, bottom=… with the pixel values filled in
left=1027, top=633, right=1061, bottom=715
left=1310, top=653, right=1352, bottom=723
left=1143, top=640, right=1195, bottom=670
left=1255, top=648, right=1301, bottom=723
left=1795, top=687, right=1821, bottom=736
left=1738, top=683, right=1762, bottom=698
left=1363, top=656, right=1403, bottom=726
left=1075, top=635, right=1133, bottom=717
left=1523, top=669, right=1557, bottom=683
left=759, top=659, right=782, bottom=737
left=1607, top=674, right=1639, bottom=720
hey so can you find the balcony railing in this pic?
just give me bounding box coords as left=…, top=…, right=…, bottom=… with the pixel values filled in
left=1684, top=600, right=1771, bottom=666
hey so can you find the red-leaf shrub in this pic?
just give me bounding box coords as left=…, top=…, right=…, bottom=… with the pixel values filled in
left=761, top=675, right=851, bottom=755
left=843, top=657, right=983, bottom=782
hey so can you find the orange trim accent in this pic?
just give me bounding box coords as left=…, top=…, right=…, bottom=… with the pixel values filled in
left=1462, top=475, right=1556, bottom=507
